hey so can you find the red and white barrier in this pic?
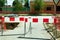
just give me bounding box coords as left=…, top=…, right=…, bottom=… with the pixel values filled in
left=1, top=16, right=57, bottom=30
left=1, top=16, right=56, bottom=23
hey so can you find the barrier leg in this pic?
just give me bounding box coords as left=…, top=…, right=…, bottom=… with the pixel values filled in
left=29, top=22, right=32, bottom=34
left=3, top=23, right=6, bottom=30
left=24, top=22, right=26, bottom=37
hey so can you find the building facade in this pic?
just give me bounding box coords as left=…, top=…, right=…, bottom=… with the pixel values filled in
left=0, top=0, right=60, bottom=14
left=30, top=0, right=60, bottom=14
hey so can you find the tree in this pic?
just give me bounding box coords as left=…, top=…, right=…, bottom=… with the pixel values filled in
left=30, top=0, right=44, bottom=16
left=0, top=0, right=7, bottom=11
left=12, top=0, right=23, bottom=14
left=24, top=0, right=29, bottom=8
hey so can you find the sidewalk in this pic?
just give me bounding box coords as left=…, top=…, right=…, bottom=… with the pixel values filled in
left=0, top=22, right=51, bottom=40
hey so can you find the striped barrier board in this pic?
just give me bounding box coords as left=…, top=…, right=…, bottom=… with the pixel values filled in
left=0, top=16, right=59, bottom=30
left=1, top=16, right=56, bottom=23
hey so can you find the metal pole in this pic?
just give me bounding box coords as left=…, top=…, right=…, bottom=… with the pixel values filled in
left=54, top=4, right=57, bottom=40
left=24, top=22, right=26, bottom=37
left=1, top=21, right=3, bottom=36
left=29, top=22, right=32, bottom=34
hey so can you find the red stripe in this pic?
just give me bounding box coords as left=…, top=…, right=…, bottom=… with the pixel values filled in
left=32, top=18, right=38, bottom=22
left=0, top=17, right=2, bottom=22
left=19, top=17, right=24, bottom=21
left=43, top=18, right=49, bottom=23
left=2, top=17, right=4, bottom=22
left=25, top=18, right=28, bottom=22
left=10, top=17, right=15, bottom=21
left=54, top=18, right=57, bottom=24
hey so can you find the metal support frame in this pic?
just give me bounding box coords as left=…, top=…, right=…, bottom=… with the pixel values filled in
left=0, top=22, right=26, bottom=36
left=18, top=22, right=32, bottom=37
left=0, top=21, right=32, bottom=37
left=24, top=22, right=26, bottom=36
left=29, top=22, right=32, bottom=34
